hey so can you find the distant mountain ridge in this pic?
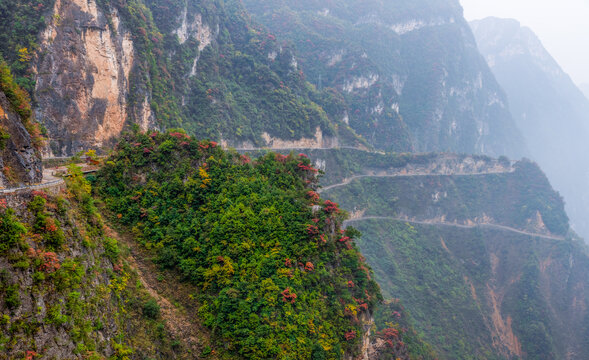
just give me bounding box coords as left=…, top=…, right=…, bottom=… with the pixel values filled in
left=241, top=0, right=527, bottom=158
left=580, top=83, right=589, bottom=100
left=471, top=17, right=589, bottom=241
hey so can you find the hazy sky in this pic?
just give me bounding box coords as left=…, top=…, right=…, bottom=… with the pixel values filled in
left=460, top=0, right=589, bottom=85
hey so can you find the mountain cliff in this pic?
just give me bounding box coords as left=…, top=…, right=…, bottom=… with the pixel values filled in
left=313, top=149, right=588, bottom=359
left=9, top=0, right=364, bottom=156
left=4, top=0, right=527, bottom=158
left=0, top=59, right=42, bottom=187
left=2, top=132, right=438, bottom=359
left=241, top=0, right=527, bottom=157
left=470, top=17, right=589, bottom=241
left=0, top=168, right=199, bottom=359
left=3, top=1, right=589, bottom=359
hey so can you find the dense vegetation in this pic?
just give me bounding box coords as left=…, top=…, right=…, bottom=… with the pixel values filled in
left=356, top=220, right=500, bottom=359
left=352, top=218, right=585, bottom=360
left=0, top=56, right=44, bottom=150
left=0, top=168, right=184, bottom=358
left=242, top=0, right=525, bottom=157
left=313, top=151, right=581, bottom=359
left=96, top=129, right=383, bottom=359
left=92, top=0, right=360, bottom=146
left=373, top=300, right=438, bottom=360
left=324, top=159, right=569, bottom=236
left=0, top=0, right=54, bottom=92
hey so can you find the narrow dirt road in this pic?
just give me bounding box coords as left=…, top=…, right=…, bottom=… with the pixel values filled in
left=344, top=216, right=565, bottom=241
left=319, top=170, right=513, bottom=193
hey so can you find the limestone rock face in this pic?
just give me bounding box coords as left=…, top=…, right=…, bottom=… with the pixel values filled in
left=0, top=91, right=42, bottom=187
left=242, top=0, right=528, bottom=158
left=34, top=0, right=154, bottom=156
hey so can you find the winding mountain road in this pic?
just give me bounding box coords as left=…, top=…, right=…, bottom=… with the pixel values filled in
left=344, top=216, right=565, bottom=241
left=319, top=169, right=513, bottom=193
left=0, top=164, right=98, bottom=195
left=0, top=167, right=65, bottom=194
left=230, top=145, right=371, bottom=152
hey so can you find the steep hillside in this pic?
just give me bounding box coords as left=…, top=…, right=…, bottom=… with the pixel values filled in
left=0, top=0, right=363, bottom=156
left=309, top=149, right=589, bottom=359
left=93, top=129, right=437, bottom=359
left=0, top=59, right=42, bottom=187
left=0, top=168, right=201, bottom=358
left=241, top=0, right=526, bottom=157
left=3, top=0, right=527, bottom=158
left=470, top=17, right=589, bottom=242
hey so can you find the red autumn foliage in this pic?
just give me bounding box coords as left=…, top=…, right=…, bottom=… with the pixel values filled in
left=0, top=198, right=7, bottom=209
left=298, top=153, right=308, bottom=158
left=379, top=328, right=400, bottom=348
left=281, top=288, right=297, bottom=304
left=306, top=224, right=319, bottom=236
left=275, top=153, right=288, bottom=163
left=319, top=234, right=328, bottom=243
left=284, top=258, right=293, bottom=267
left=240, top=154, right=251, bottom=164
left=25, top=351, right=37, bottom=360
left=297, top=162, right=318, bottom=173
left=31, top=190, right=48, bottom=200
left=305, top=262, right=314, bottom=272
left=344, top=331, right=357, bottom=341
left=347, top=280, right=355, bottom=288
left=306, top=191, right=320, bottom=203
left=338, top=236, right=350, bottom=243
left=29, top=250, right=60, bottom=273
left=169, top=132, right=189, bottom=140
left=44, top=218, right=58, bottom=233
left=323, top=200, right=340, bottom=214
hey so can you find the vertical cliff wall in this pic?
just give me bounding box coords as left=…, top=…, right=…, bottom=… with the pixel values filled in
left=0, top=90, right=42, bottom=187
left=34, top=0, right=154, bottom=156
left=242, top=0, right=527, bottom=158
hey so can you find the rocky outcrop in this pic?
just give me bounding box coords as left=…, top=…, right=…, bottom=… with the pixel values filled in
left=242, top=0, right=527, bottom=158
left=0, top=91, right=42, bottom=187
left=34, top=0, right=154, bottom=156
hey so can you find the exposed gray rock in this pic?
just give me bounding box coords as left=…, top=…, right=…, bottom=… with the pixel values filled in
left=0, top=91, right=42, bottom=187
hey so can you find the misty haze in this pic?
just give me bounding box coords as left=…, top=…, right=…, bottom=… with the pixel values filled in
left=1, top=0, right=588, bottom=359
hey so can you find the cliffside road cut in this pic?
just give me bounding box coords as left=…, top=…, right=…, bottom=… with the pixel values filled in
left=319, top=170, right=514, bottom=193
left=0, top=164, right=98, bottom=195
left=344, top=217, right=565, bottom=241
